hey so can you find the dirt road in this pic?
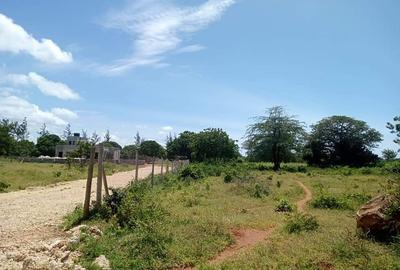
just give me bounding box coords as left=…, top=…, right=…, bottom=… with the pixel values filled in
left=0, top=165, right=160, bottom=248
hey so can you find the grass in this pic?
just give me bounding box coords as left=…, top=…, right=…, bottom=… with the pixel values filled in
left=0, top=157, right=133, bottom=192
left=64, top=163, right=400, bottom=270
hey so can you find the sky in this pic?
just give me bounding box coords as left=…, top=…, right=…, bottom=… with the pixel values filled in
left=0, top=0, right=399, bottom=154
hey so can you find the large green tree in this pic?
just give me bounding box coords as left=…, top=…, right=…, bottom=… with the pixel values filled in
left=387, top=116, right=400, bottom=151
left=0, top=120, right=15, bottom=156
left=121, top=145, right=137, bottom=159
left=305, top=116, right=382, bottom=167
left=36, top=134, right=62, bottom=157
left=192, top=128, right=239, bottom=162
left=166, top=131, right=195, bottom=160
left=139, top=140, right=165, bottom=158
left=244, top=107, right=306, bottom=170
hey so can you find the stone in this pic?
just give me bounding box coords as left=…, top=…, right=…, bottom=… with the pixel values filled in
left=94, top=255, right=110, bottom=270
left=356, top=194, right=400, bottom=240
left=89, top=226, right=103, bottom=237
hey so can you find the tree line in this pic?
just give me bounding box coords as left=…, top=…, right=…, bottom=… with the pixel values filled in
left=0, top=107, right=399, bottom=169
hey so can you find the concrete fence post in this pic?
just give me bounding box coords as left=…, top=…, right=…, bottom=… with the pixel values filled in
left=83, top=146, right=95, bottom=218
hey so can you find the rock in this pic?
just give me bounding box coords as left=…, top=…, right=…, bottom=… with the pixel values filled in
left=356, top=194, right=400, bottom=240
left=49, top=239, right=66, bottom=250
left=94, top=255, right=110, bottom=270
left=89, top=226, right=103, bottom=237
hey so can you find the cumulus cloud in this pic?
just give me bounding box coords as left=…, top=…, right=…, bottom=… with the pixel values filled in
left=0, top=91, right=75, bottom=127
left=100, top=0, right=234, bottom=74
left=51, top=107, right=78, bottom=120
left=2, top=72, right=80, bottom=100
left=0, top=13, right=73, bottom=64
left=158, top=126, right=173, bottom=135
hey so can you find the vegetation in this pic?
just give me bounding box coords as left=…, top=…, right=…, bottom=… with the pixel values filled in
left=139, top=140, right=165, bottom=158
left=166, top=128, right=239, bottom=162
left=305, top=116, right=382, bottom=167
left=383, top=149, right=398, bottom=161
left=387, top=116, right=400, bottom=151
left=63, top=162, right=400, bottom=269
left=244, top=107, right=306, bottom=170
left=0, top=158, right=132, bottom=192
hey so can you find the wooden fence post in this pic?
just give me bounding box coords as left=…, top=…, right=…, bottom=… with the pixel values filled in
left=166, top=161, right=169, bottom=174
left=83, top=146, right=95, bottom=218
left=160, top=159, right=164, bottom=180
left=135, top=150, right=139, bottom=182
left=102, top=167, right=110, bottom=197
left=151, top=157, right=155, bottom=187
left=96, top=143, right=104, bottom=208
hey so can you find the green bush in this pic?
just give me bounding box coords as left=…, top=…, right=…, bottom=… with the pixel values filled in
left=249, top=183, right=269, bottom=198
left=105, top=188, right=126, bottom=215
left=0, top=181, right=10, bottom=192
left=312, top=194, right=349, bottom=209
left=224, top=174, right=233, bottom=183
left=179, top=165, right=205, bottom=180
left=285, top=213, right=319, bottom=234
left=275, top=199, right=293, bottom=212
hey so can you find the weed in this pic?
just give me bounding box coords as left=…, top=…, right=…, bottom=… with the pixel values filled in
left=275, top=199, right=293, bottom=212
left=285, top=213, right=319, bottom=233
left=0, top=181, right=10, bottom=192
left=312, top=194, right=349, bottom=209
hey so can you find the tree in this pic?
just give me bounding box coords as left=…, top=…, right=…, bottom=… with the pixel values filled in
left=13, top=140, right=38, bottom=157
left=0, top=120, right=15, bottom=156
left=81, top=129, right=88, bottom=140
left=104, top=129, right=111, bottom=142
left=305, top=116, right=382, bottom=167
left=166, top=131, right=195, bottom=160
left=15, top=118, right=29, bottom=141
left=36, top=134, right=62, bottom=156
left=63, top=124, right=72, bottom=139
left=382, top=149, right=397, bottom=161
left=192, top=128, right=239, bottom=162
left=134, top=131, right=143, bottom=147
left=38, top=123, right=49, bottom=137
left=139, top=140, right=165, bottom=158
left=244, top=107, right=306, bottom=170
left=121, top=145, right=137, bottom=159
left=387, top=116, right=400, bottom=151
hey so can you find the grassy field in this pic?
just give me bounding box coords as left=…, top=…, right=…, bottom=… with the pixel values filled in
left=0, top=158, right=133, bottom=192
left=64, top=163, right=400, bottom=270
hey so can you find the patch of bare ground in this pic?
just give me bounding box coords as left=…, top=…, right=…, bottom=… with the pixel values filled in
left=295, top=180, right=312, bottom=213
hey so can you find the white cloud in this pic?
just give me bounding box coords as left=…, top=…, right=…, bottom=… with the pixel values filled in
left=0, top=92, right=74, bottom=127
left=51, top=107, right=78, bottom=120
left=175, top=44, right=206, bottom=54
left=2, top=72, right=80, bottom=100
left=0, top=13, right=73, bottom=64
left=101, top=0, right=234, bottom=74
left=158, top=125, right=173, bottom=135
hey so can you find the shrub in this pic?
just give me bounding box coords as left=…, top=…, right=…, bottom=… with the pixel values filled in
left=0, top=181, right=10, bottom=192
left=249, top=183, right=269, bottom=198
left=276, top=180, right=281, bottom=188
left=54, top=171, right=62, bottom=178
left=105, top=188, right=126, bottom=215
left=179, top=165, right=205, bottom=180
left=285, top=213, right=319, bottom=233
left=275, top=199, right=293, bottom=212
left=224, top=174, right=233, bottom=183
left=312, top=194, right=349, bottom=209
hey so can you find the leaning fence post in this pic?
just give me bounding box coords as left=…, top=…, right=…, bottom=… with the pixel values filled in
left=96, top=143, right=104, bottom=208
left=83, top=146, right=95, bottom=218
left=102, top=167, right=110, bottom=197
left=151, top=157, right=155, bottom=186
left=160, top=159, right=164, bottom=179
left=134, top=150, right=139, bottom=182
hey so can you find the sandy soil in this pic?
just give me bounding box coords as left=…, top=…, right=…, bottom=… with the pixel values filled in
left=0, top=165, right=160, bottom=248
left=295, top=180, right=313, bottom=213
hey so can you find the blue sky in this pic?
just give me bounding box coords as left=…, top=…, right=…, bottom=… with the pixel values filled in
left=0, top=0, right=399, bottom=153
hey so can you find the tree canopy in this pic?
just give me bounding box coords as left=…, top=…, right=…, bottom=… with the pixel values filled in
left=304, top=116, right=382, bottom=167
left=166, top=131, right=195, bottom=160
left=244, top=107, right=306, bottom=170
left=387, top=116, right=400, bottom=152
left=36, top=134, right=62, bottom=157
left=139, top=140, right=165, bottom=158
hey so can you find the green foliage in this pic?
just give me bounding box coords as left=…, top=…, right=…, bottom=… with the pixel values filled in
left=312, top=194, right=349, bottom=210
left=166, top=129, right=239, bottom=162
left=305, top=116, right=382, bottom=167
left=121, top=144, right=137, bottom=159
left=0, top=181, right=10, bottom=192
left=382, top=149, right=398, bottom=161
left=387, top=116, right=400, bottom=151
left=244, top=106, right=306, bottom=170
left=36, top=134, right=62, bottom=156
left=224, top=173, right=233, bottom=183
left=179, top=165, right=205, bottom=180
left=249, top=182, right=270, bottom=198
left=285, top=213, right=319, bottom=234
left=62, top=206, right=84, bottom=230
left=275, top=199, right=293, bottom=212
left=105, top=188, right=126, bottom=215
left=139, top=140, right=165, bottom=158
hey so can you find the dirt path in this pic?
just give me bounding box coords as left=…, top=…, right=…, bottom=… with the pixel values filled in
left=205, top=180, right=313, bottom=267
left=295, top=180, right=313, bottom=213
left=0, top=165, right=161, bottom=248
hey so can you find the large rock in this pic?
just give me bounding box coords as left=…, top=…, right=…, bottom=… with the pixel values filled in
left=94, top=255, right=110, bottom=270
left=356, top=194, right=400, bottom=240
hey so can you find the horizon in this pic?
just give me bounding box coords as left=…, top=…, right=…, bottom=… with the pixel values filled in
left=0, top=0, right=399, bottom=154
